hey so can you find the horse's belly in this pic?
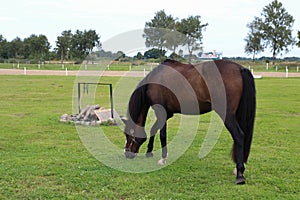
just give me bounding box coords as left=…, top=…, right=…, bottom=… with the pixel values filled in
left=173, top=100, right=211, bottom=115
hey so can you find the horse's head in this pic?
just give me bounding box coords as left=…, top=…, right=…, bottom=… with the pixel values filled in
left=123, top=118, right=147, bottom=159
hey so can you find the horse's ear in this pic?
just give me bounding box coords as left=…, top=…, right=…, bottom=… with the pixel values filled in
left=120, top=116, right=128, bottom=125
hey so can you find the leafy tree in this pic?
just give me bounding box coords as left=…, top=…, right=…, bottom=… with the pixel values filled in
left=115, top=51, right=125, bottom=60
left=297, top=31, right=300, bottom=47
left=9, top=37, right=25, bottom=59
left=56, top=30, right=72, bottom=63
left=135, top=52, right=143, bottom=60
left=23, top=34, right=51, bottom=60
left=144, top=48, right=166, bottom=59
left=0, top=35, right=8, bottom=59
left=257, top=0, right=295, bottom=64
left=244, top=17, right=264, bottom=61
left=144, top=10, right=175, bottom=63
left=176, top=16, right=208, bottom=63
left=70, top=29, right=101, bottom=61
left=84, top=30, right=101, bottom=55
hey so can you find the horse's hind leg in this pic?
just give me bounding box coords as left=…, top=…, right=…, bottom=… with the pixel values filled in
left=224, top=114, right=246, bottom=184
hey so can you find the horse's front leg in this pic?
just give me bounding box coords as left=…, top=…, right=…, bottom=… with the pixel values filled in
left=158, top=123, right=167, bottom=165
left=146, top=135, right=155, bottom=157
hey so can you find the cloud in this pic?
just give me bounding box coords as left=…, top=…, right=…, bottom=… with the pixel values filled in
left=0, top=17, right=17, bottom=21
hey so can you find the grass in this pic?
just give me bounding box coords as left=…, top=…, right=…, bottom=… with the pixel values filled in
left=2, top=60, right=299, bottom=72
left=0, top=75, right=299, bottom=199
left=0, top=61, right=156, bottom=71
left=236, top=60, right=300, bottom=72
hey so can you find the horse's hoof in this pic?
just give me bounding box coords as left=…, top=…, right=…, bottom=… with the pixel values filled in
left=145, top=152, right=154, bottom=158
left=158, top=158, right=166, bottom=165
left=232, top=167, right=237, bottom=176
left=235, top=175, right=246, bottom=185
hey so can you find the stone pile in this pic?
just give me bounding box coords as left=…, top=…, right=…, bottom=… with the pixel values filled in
left=60, top=105, right=117, bottom=126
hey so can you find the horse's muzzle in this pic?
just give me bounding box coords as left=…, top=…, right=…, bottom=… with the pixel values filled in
left=124, top=150, right=137, bottom=159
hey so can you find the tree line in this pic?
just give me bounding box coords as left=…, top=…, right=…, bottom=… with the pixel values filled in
left=0, top=29, right=101, bottom=63
left=0, top=0, right=300, bottom=64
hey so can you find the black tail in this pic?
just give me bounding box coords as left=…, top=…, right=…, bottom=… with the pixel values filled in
left=235, top=68, right=256, bottom=163
left=128, top=84, right=149, bottom=124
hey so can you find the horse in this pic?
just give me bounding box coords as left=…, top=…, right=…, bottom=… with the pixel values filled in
left=123, top=59, right=256, bottom=184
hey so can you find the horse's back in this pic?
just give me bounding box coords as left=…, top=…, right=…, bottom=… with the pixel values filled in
left=145, top=59, right=244, bottom=116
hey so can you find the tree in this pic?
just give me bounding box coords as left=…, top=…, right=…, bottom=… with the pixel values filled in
left=176, top=16, right=208, bottom=63
left=0, top=35, right=8, bottom=59
left=297, top=31, right=300, bottom=47
left=23, top=34, right=51, bottom=60
left=9, top=37, right=25, bottom=59
left=144, top=48, right=166, bottom=59
left=70, top=29, right=101, bottom=61
left=244, top=17, right=264, bottom=61
left=257, top=0, right=295, bottom=64
left=135, top=52, right=143, bottom=60
left=84, top=30, right=101, bottom=55
left=56, top=30, right=72, bottom=63
left=143, top=10, right=175, bottom=63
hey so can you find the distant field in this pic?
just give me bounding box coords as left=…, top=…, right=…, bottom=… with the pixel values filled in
left=237, top=60, right=300, bottom=72
left=0, top=75, right=299, bottom=199
left=1, top=60, right=299, bottom=72
left=0, top=61, right=156, bottom=71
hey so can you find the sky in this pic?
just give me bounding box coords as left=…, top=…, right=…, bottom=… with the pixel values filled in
left=1, top=0, right=300, bottom=58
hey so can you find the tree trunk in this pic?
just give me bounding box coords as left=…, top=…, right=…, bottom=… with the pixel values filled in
left=252, top=51, right=256, bottom=62
left=61, top=51, right=64, bottom=65
left=188, top=50, right=192, bottom=64
left=159, top=48, right=163, bottom=63
left=272, top=49, right=276, bottom=65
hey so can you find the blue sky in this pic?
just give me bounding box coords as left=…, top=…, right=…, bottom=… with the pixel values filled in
left=1, top=0, right=300, bottom=57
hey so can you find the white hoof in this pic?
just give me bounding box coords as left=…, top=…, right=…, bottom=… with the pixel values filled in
left=232, top=167, right=237, bottom=175
left=158, top=158, right=167, bottom=165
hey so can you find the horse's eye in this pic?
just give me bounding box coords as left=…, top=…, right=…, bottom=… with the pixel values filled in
left=130, top=129, right=134, bottom=134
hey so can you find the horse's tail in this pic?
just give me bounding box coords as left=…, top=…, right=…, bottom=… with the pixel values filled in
left=128, top=84, right=149, bottom=123
left=235, top=68, right=256, bottom=163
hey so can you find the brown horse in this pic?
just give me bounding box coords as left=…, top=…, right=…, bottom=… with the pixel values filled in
left=123, top=59, right=256, bottom=184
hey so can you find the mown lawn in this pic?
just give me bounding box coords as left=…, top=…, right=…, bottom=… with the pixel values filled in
left=0, top=75, right=299, bottom=199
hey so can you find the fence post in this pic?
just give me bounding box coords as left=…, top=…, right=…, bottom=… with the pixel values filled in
left=78, top=83, right=81, bottom=113
left=297, top=66, right=299, bottom=72
left=266, top=63, right=269, bottom=71
left=109, top=84, right=114, bottom=119
left=65, top=68, right=68, bottom=76
left=24, top=67, right=26, bottom=75
left=286, top=66, right=288, bottom=78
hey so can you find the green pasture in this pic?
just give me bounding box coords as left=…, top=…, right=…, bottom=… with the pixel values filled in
left=1, top=60, right=300, bottom=73
left=0, top=61, right=156, bottom=72
left=235, top=60, right=300, bottom=72
left=0, top=75, right=299, bottom=199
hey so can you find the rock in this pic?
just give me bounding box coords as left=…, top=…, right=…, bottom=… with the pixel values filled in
left=60, top=105, right=118, bottom=126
